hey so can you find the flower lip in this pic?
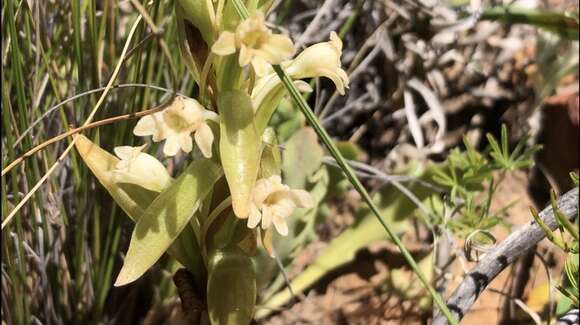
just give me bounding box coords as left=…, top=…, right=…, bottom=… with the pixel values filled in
left=133, top=97, right=217, bottom=158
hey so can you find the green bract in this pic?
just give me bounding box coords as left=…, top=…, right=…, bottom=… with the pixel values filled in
left=207, top=247, right=256, bottom=325
left=115, top=158, right=222, bottom=286
left=176, top=0, right=215, bottom=45
left=218, top=90, right=261, bottom=219
left=74, top=135, right=201, bottom=275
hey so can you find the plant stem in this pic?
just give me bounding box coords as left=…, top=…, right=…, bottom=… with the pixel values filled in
left=273, top=65, right=459, bottom=325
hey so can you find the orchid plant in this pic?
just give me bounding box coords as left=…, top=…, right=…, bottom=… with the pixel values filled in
left=74, top=1, right=348, bottom=324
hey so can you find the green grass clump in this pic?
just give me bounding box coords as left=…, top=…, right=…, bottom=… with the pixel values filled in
left=1, top=1, right=188, bottom=323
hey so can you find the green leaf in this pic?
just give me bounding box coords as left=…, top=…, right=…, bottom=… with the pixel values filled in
left=552, top=191, right=580, bottom=241
left=205, top=208, right=257, bottom=255
left=501, top=124, right=509, bottom=157
left=335, top=141, right=361, bottom=160
left=565, top=253, right=579, bottom=291
left=556, top=254, right=579, bottom=316
left=324, top=142, right=360, bottom=199
left=216, top=54, right=243, bottom=92
left=114, top=158, right=222, bottom=286
left=257, top=0, right=275, bottom=12
left=388, top=252, right=434, bottom=309
left=207, top=247, right=256, bottom=325
left=219, top=90, right=262, bottom=219
left=282, top=127, right=323, bottom=189
left=221, top=1, right=244, bottom=32
left=531, top=206, right=566, bottom=250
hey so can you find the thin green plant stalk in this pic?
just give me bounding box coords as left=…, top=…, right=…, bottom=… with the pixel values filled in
left=4, top=3, right=35, bottom=322
left=2, top=71, right=30, bottom=325
left=230, top=2, right=459, bottom=324
left=551, top=191, right=580, bottom=241
left=271, top=66, right=459, bottom=325
left=480, top=6, right=579, bottom=40
left=338, top=0, right=364, bottom=39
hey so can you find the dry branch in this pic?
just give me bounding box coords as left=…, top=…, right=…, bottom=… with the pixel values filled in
left=433, top=187, right=579, bottom=325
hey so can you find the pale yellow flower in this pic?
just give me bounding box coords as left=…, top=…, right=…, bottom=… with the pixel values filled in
left=283, top=32, right=349, bottom=94
left=247, top=175, right=314, bottom=236
left=211, top=12, right=294, bottom=76
left=251, top=32, right=349, bottom=111
left=110, top=144, right=172, bottom=192
left=133, top=97, right=218, bottom=157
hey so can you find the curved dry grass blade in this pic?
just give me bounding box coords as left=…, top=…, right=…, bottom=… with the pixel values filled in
left=2, top=15, right=144, bottom=229
left=2, top=101, right=170, bottom=177
left=404, top=89, right=424, bottom=149
left=407, top=78, right=446, bottom=148
left=13, top=84, right=181, bottom=149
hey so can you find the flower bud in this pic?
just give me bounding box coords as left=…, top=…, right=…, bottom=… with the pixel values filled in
left=110, top=145, right=172, bottom=192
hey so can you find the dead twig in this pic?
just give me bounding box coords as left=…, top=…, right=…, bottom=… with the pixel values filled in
left=1, top=99, right=173, bottom=177
left=173, top=269, right=207, bottom=325
left=432, top=187, right=579, bottom=325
